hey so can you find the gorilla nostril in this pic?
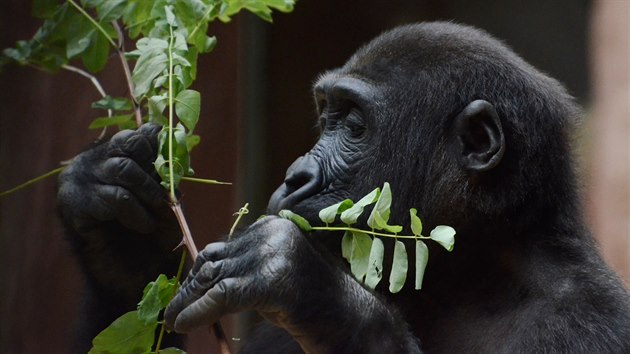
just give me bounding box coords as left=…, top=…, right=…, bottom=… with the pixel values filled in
left=268, top=155, right=323, bottom=213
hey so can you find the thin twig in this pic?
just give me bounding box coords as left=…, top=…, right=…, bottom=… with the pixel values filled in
left=0, top=166, right=65, bottom=197
left=67, top=0, right=117, bottom=48
left=181, top=176, right=232, bottom=185
left=170, top=203, right=232, bottom=354
left=112, top=21, right=143, bottom=127
left=171, top=203, right=199, bottom=258
left=62, top=64, right=111, bottom=139
left=62, top=64, right=108, bottom=97
left=229, top=203, right=249, bottom=238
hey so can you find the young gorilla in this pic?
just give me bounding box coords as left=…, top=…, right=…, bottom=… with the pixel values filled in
left=58, top=22, right=630, bottom=353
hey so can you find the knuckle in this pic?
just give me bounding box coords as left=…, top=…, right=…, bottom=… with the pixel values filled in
left=114, top=188, right=131, bottom=203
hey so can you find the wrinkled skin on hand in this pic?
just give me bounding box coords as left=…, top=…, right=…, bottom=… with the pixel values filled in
left=164, top=216, right=419, bottom=353
left=58, top=124, right=180, bottom=304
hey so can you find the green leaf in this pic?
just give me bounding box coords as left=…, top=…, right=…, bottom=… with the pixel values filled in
left=122, top=0, right=155, bottom=38
left=173, top=123, right=192, bottom=175
left=409, top=208, right=423, bottom=236
left=89, top=311, right=156, bottom=354
left=165, top=4, right=177, bottom=27
left=94, top=0, right=126, bottom=22
left=175, top=89, right=200, bottom=132
left=148, top=93, right=168, bottom=124
left=318, top=199, right=353, bottom=224
left=88, top=114, right=134, bottom=129
left=137, top=274, right=178, bottom=325
left=415, top=240, right=429, bottom=290
left=367, top=182, right=393, bottom=229
left=339, top=187, right=380, bottom=225
left=429, top=226, right=456, bottom=252
left=155, top=124, right=191, bottom=189
left=372, top=210, right=403, bottom=233
left=389, top=240, right=408, bottom=293
left=348, top=231, right=372, bottom=282
left=194, top=34, right=217, bottom=53
left=365, top=237, right=384, bottom=289
left=82, top=28, right=110, bottom=72
left=341, top=231, right=352, bottom=262
left=186, top=134, right=201, bottom=151
left=32, top=0, right=58, bottom=18
left=92, top=96, right=132, bottom=111
left=132, top=37, right=169, bottom=98
left=66, top=14, right=94, bottom=58
left=278, top=210, right=312, bottom=232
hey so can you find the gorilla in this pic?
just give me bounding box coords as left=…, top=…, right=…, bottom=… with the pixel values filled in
left=58, top=22, right=630, bottom=353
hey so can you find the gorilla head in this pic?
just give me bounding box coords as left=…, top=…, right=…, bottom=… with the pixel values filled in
left=269, top=22, right=579, bottom=240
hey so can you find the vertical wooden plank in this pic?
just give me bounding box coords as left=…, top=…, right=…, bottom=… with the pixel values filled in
left=588, top=0, right=630, bottom=284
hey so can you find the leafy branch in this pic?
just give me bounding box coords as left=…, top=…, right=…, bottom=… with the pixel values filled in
left=280, top=182, right=456, bottom=293
left=2, top=0, right=297, bottom=353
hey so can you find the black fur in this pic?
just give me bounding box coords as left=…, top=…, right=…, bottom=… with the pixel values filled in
left=59, top=22, right=630, bottom=353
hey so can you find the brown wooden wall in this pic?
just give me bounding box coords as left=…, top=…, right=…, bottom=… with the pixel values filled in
left=2, top=1, right=627, bottom=353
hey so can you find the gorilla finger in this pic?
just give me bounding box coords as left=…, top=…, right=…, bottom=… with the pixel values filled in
left=170, top=260, right=225, bottom=320
left=94, top=185, right=157, bottom=233
left=169, top=278, right=244, bottom=333
left=121, top=134, right=157, bottom=173
left=99, top=157, right=166, bottom=210
left=136, top=122, right=161, bottom=145
left=108, top=129, right=136, bottom=151
left=191, top=242, right=229, bottom=274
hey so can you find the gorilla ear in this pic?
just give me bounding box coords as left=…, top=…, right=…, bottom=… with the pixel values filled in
left=453, top=100, right=505, bottom=171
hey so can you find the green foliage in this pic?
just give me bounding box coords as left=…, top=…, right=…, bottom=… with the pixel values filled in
left=364, top=237, right=384, bottom=289
left=340, top=188, right=379, bottom=225
left=90, top=274, right=179, bottom=354
left=1, top=0, right=297, bottom=196
left=278, top=209, right=312, bottom=232
left=429, top=225, right=456, bottom=252
left=342, top=231, right=372, bottom=282
left=415, top=240, right=428, bottom=290
left=279, top=182, right=457, bottom=293
left=138, top=274, right=179, bottom=324
left=389, top=240, right=408, bottom=293
left=89, top=311, right=157, bottom=354
left=2, top=0, right=297, bottom=351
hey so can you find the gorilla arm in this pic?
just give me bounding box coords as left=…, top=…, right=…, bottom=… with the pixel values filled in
left=164, top=216, right=421, bottom=354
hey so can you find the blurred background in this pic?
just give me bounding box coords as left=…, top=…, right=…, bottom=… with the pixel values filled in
left=0, top=0, right=627, bottom=352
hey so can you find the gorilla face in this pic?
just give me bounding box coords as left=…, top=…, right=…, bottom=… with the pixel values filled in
left=267, top=75, right=380, bottom=222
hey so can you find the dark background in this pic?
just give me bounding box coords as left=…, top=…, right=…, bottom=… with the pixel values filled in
left=2, top=0, right=626, bottom=353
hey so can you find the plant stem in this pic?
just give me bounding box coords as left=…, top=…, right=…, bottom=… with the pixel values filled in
left=310, top=226, right=431, bottom=240
left=62, top=64, right=108, bottom=98
left=0, top=166, right=65, bottom=197
left=167, top=25, right=176, bottom=202
left=62, top=64, right=111, bottom=139
left=67, top=0, right=117, bottom=48
left=229, top=203, right=249, bottom=238
left=112, top=21, right=143, bottom=127
left=169, top=203, right=231, bottom=354
left=189, top=4, right=216, bottom=40
left=170, top=203, right=199, bottom=258
left=181, top=176, right=232, bottom=185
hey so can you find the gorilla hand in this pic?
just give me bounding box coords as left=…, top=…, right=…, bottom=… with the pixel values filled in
left=164, top=216, right=420, bottom=353
left=58, top=123, right=180, bottom=302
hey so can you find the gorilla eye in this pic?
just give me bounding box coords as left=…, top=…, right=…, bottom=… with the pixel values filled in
left=344, top=107, right=366, bottom=138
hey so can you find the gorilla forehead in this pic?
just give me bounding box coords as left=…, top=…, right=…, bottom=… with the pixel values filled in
left=343, top=22, right=526, bottom=80
left=322, top=22, right=578, bottom=146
